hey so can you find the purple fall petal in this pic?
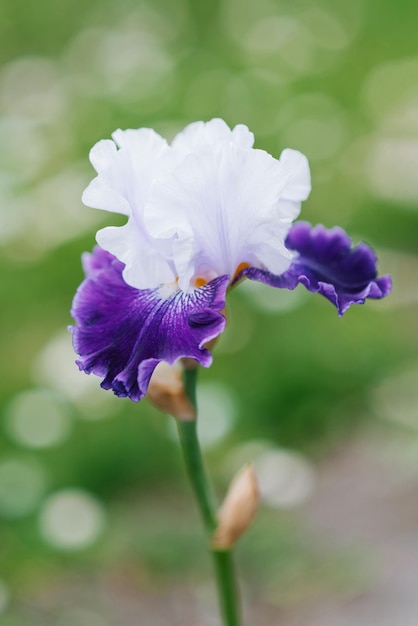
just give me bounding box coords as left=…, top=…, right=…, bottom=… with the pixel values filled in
left=239, top=222, right=391, bottom=316
left=70, top=247, right=228, bottom=401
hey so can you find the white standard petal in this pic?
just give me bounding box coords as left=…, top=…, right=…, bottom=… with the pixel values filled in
left=89, top=139, right=118, bottom=173
left=83, top=176, right=131, bottom=215
left=83, top=120, right=311, bottom=292
left=83, top=140, right=130, bottom=215
left=84, top=127, right=177, bottom=289
left=171, top=118, right=255, bottom=157
left=82, top=128, right=169, bottom=216
left=146, top=140, right=302, bottom=290
left=96, top=220, right=176, bottom=290
left=277, top=148, right=311, bottom=221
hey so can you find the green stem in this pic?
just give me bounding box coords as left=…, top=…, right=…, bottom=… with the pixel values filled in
left=176, top=413, right=217, bottom=531
left=176, top=368, right=241, bottom=626
left=212, top=549, right=241, bottom=626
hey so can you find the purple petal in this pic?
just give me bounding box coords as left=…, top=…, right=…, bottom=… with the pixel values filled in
left=239, top=222, right=391, bottom=316
left=70, top=247, right=228, bottom=401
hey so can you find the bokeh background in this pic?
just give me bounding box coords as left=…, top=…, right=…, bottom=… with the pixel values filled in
left=1, top=0, right=417, bottom=624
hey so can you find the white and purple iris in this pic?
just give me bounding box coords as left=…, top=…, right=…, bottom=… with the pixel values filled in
left=71, top=119, right=391, bottom=402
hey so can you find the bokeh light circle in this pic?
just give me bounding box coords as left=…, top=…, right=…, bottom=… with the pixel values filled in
left=372, top=366, right=418, bottom=430
left=5, top=388, right=72, bottom=449
left=255, top=448, right=315, bottom=508
left=225, top=441, right=316, bottom=509
left=0, top=457, right=47, bottom=519
left=196, top=382, right=237, bottom=448
left=34, top=332, right=121, bottom=420
left=39, top=489, right=106, bottom=550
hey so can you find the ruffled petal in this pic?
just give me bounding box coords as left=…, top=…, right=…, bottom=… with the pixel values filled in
left=145, top=135, right=310, bottom=289
left=171, top=118, right=255, bottom=155
left=70, top=247, right=228, bottom=401
left=277, top=149, right=311, bottom=222
left=96, top=221, right=176, bottom=290
left=82, top=128, right=168, bottom=216
left=84, top=128, right=178, bottom=290
left=82, top=120, right=311, bottom=292
left=238, top=222, right=392, bottom=316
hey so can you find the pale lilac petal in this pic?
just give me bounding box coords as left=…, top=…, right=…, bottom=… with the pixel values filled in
left=82, top=128, right=168, bottom=216
left=83, top=120, right=312, bottom=292
left=171, top=118, right=255, bottom=156
left=96, top=222, right=176, bottom=290
left=277, top=149, right=311, bottom=223
left=238, top=222, right=392, bottom=316
left=70, top=247, right=228, bottom=401
left=146, top=140, right=303, bottom=289
left=279, top=149, right=311, bottom=202
left=89, top=139, right=119, bottom=173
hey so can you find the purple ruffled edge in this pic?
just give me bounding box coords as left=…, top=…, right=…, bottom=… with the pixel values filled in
left=70, top=247, right=228, bottom=401
left=236, top=222, right=391, bottom=316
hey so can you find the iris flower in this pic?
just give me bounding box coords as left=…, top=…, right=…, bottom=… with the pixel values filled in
left=71, top=119, right=391, bottom=402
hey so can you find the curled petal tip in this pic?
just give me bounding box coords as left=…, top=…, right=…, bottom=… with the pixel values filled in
left=241, top=222, right=391, bottom=315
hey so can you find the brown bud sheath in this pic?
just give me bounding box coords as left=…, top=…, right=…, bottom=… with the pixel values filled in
left=212, top=464, right=259, bottom=550
left=147, top=362, right=196, bottom=421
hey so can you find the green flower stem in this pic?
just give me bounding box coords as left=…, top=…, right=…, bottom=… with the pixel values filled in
left=212, top=549, right=241, bottom=626
left=176, top=412, right=217, bottom=531
left=176, top=368, right=241, bottom=626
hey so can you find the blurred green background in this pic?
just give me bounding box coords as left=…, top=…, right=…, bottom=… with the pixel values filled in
left=1, top=0, right=417, bottom=624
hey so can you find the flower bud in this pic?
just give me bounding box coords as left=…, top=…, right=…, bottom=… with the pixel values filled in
left=212, top=464, right=259, bottom=550
left=147, top=362, right=196, bottom=421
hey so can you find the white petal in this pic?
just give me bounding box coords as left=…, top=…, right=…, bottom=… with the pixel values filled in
left=111, top=127, right=168, bottom=166
left=82, top=177, right=131, bottom=215
left=84, top=128, right=175, bottom=287
left=248, top=239, right=295, bottom=276
left=82, top=128, right=169, bottom=216
left=84, top=120, right=311, bottom=291
left=96, top=221, right=175, bottom=290
left=146, top=140, right=299, bottom=289
left=279, top=149, right=311, bottom=201
left=171, top=118, right=255, bottom=156
left=231, top=123, right=255, bottom=149
left=276, top=198, right=303, bottom=224
left=89, top=139, right=117, bottom=173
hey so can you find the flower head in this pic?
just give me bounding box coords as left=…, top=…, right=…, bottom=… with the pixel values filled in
left=83, top=119, right=311, bottom=291
left=71, top=119, right=391, bottom=401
